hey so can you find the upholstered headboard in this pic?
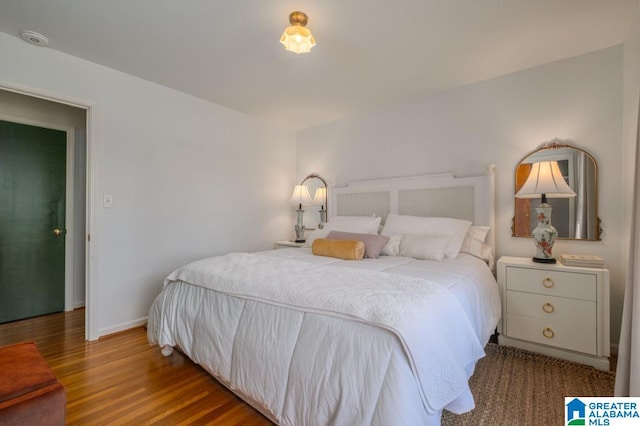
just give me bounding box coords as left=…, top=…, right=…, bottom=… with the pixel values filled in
left=329, top=166, right=496, bottom=255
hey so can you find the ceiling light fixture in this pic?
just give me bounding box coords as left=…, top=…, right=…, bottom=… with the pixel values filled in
left=20, top=30, right=49, bottom=47
left=280, top=11, right=316, bottom=54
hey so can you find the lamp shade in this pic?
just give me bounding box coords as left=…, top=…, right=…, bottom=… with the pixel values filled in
left=280, top=11, right=316, bottom=54
left=515, top=161, right=576, bottom=199
left=289, top=185, right=313, bottom=206
left=312, top=187, right=327, bottom=206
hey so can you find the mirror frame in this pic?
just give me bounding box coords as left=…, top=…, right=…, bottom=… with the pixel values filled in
left=511, top=141, right=602, bottom=241
left=301, top=173, right=328, bottom=229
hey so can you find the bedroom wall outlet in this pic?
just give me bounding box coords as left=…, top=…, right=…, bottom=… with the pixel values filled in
left=103, top=194, right=113, bottom=208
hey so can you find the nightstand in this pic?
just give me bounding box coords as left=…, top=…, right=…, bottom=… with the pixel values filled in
left=274, top=240, right=305, bottom=249
left=497, top=256, right=610, bottom=370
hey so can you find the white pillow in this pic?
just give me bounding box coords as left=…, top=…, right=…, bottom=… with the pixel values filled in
left=399, top=234, right=451, bottom=261
left=381, top=213, right=472, bottom=258
left=381, top=234, right=403, bottom=256
left=303, top=216, right=382, bottom=247
left=459, top=226, right=490, bottom=258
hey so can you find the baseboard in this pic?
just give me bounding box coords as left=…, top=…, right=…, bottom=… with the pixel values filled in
left=498, top=335, right=610, bottom=371
left=73, top=301, right=85, bottom=309
left=99, top=316, right=148, bottom=338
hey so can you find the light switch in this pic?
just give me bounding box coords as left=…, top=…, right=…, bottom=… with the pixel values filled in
left=103, top=194, right=113, bottom=208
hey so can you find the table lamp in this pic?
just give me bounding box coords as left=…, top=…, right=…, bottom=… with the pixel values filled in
left=289, top=185, right=313, bottom=242
left=515, top=160, right=576, bottom=263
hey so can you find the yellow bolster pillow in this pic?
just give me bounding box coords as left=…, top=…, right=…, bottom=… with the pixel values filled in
left=312, top=238, right=365, bottom=261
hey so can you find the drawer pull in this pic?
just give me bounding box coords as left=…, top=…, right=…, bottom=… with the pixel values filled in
left=542, top=277, right=554, bottom=288
left=542, top=302, right=555, bottom=313
left=542, top=327, right=555, bottom=339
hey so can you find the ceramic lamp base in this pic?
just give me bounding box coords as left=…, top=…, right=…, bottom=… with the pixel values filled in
left=294, top=208, right=306, bottom=242
left=531, top=204, right=558, bottom=263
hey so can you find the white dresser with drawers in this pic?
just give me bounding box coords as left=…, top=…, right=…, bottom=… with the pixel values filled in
left=497, top=256, right=610, bottom=370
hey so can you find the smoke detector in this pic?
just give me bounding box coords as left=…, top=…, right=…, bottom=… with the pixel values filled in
left=20, top=30, right=49, bottom=47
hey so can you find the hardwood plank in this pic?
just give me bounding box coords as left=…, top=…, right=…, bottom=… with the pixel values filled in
left=0, top=310, right=273, bottom=425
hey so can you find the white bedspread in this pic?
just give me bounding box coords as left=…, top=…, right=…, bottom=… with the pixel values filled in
left=148, top=249, right=501, bottom=425
left=266, top=248, right=501, bottom=345
left=164, top=251, right=483, bottom=412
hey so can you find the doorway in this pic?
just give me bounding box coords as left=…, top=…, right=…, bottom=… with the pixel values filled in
left=0, top=88, right=90, bottom=335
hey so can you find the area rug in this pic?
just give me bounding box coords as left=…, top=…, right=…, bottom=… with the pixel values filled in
left=441, top=343, right=615, bottom=425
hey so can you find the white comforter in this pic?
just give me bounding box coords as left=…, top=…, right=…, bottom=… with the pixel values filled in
left=147, top=249, right=501, bottom=425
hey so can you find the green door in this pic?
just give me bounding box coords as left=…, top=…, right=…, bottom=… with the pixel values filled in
left=0, top=120, right=66, bottom=323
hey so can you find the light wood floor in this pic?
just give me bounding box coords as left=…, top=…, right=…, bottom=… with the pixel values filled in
left=0, top=309, right=273, bottom=425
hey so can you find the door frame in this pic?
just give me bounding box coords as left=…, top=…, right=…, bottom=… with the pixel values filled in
left=0, top=81, right=100, bottom=341
left=0, top=114, right=76, bottom=312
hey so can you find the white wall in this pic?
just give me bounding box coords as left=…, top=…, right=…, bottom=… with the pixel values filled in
left=0, top=32, right=297, bottom=337
left=297, top=46, right=626, bottom=343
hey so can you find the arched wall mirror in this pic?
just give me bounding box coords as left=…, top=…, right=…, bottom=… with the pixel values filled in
left=512, top=142, right=601, bottom=240
left=301, top=173, right=328, bottom=230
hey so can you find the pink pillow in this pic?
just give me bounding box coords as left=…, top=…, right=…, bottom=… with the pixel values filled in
left=326, top=231, right=390, bottom=259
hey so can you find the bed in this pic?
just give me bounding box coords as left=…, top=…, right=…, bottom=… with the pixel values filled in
left=147, top=168, right=501, bottom=425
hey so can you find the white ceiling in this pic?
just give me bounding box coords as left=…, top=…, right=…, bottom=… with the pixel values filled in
left=0, top=1, right=637, bottom=130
